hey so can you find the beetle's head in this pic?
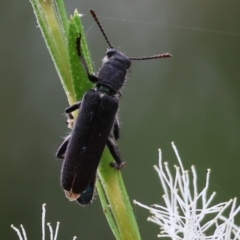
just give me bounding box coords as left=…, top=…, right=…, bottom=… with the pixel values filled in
left=102, top=48, right=131, bottom=69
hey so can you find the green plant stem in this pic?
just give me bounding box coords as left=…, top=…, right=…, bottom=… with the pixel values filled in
left=29, top=1, right=141, bottom=239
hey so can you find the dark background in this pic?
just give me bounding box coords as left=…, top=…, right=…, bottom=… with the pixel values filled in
left=1, top=0, right=240, bottom=239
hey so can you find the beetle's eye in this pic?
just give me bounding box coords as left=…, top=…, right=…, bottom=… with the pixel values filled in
left=106, top=49, right=116, bottom=58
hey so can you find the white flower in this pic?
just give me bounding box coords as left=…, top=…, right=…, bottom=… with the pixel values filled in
left=134, top=142, right=240, bottom=240
left=11, top=204, right=77, bottom=240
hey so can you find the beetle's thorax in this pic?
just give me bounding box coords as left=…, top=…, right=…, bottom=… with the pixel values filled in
left=96, top=49, right=131, bottom=94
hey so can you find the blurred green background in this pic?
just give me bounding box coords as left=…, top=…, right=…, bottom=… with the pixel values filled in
left=1, top=0, right=240, bottom=239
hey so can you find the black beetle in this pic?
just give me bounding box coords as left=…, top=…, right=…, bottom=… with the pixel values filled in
left=56, top=9, right=171, bottom=205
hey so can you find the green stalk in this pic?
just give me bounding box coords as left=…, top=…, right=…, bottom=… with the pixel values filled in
left=29, top=1, right=141, bottom=239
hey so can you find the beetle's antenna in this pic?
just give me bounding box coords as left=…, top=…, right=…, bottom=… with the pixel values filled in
left=90, top=9, right=113, bottom=49
left=90, top=9, right=171, bottom=60
left=129, top=53, right=172, bottom=60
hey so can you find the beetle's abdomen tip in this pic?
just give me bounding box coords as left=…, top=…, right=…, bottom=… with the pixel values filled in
left=65, top=189, right=80, bottom=201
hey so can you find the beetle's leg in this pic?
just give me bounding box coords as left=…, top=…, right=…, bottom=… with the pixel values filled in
left=76, top=34, right=98, bottom=83
left=65, top=101, right=81, bottom=114
left=56, top=135, right=71, bottom=159
left=113, top=116, right=120, bottom=140
left=58, top=98, right=81, bottom=158
left=64, top=101, right=81, bottom=128
left=107, top=139, right=126, bottom=169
